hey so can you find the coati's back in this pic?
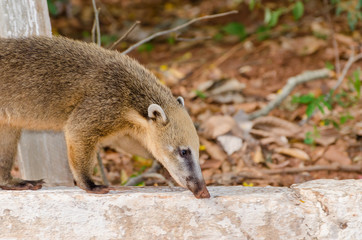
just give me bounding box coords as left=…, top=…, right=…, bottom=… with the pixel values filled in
left=0, top=36, right=210, bottom=198
left=0, top=37, right=173, bottom=130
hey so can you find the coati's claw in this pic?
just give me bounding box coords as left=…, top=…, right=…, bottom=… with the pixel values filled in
left=0, top=179, right=44, bottom=190
left=84, top=185, right=113, bottom=194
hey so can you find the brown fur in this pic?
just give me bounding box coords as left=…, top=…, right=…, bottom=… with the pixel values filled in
left=0, top=36, right=210, bottom=197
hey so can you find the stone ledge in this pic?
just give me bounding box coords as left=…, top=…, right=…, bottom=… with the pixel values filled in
left=0, top=179, right=361, bottom=240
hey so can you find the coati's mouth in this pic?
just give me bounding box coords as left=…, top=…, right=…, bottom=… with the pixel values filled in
left=186, top=176, right=210, bottom=199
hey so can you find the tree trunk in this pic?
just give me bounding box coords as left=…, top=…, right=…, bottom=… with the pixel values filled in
left=0, top=0, right=74, bottom=186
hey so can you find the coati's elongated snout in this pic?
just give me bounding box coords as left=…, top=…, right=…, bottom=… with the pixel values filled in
left=133, top=97, right=210, bottom=198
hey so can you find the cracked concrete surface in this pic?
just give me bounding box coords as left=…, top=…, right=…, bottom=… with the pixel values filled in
left=0, top=179, right=361, bottom=240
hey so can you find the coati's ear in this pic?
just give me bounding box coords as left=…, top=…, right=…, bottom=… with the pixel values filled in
left=148, top=104, right=167, bottom=123
left=176, top=96, right=184, bottom=107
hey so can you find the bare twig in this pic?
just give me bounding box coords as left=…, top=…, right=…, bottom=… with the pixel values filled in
left=121, top=10, right=238, bottom=55
left=91, top=0, right=101, bottom=46
left=97, top=152, right=109, bottom=186
left=332, top=50, right=362, bottom=92
left=212, top=41, right=244, bottom=67
left=91, top=19, right=96, bottom=44
left=248, top=68, right=332, bottom=120
left=124, top=161, right=168, bottom=186
left=262, top=164, right=362, bottom=175
left=109, top=21, right=141, bottom=50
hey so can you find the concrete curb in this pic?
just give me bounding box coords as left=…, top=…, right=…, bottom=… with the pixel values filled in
left=0, top=179, right=361, bottom=239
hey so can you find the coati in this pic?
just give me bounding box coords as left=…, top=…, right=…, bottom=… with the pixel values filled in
left=0, top=36, right=210, bottom=199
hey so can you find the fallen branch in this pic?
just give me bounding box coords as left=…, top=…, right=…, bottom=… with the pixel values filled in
left=109, top=21, right=140, bottom=50
left=121, top=10, right=238, bottom=55
left=262, top=164, right=362, bottom=175
left=248, top=68, right=332, bottom=120
left=123, top=161, right=174, bottom=186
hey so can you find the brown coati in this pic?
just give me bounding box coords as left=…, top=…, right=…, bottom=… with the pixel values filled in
left=0, top=36, right=210, bottom=198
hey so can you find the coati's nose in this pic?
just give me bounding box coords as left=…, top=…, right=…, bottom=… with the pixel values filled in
left=194, top=184, right=210, bottom=199
left=186, top=177, right=211, bottom=199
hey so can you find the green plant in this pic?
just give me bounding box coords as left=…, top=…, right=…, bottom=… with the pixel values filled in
left=304, top=126, right=320, bottom=145
left=331, top=0, right=362, bottom=30
left=264, top=7, right=285, bottom=27
left=292, top=1, right=304, bottom=20
left=194, top=90, right=206, bottom=99
left=47, top=0, right=66, bottom=16
left=292, top=93, right=332, bottom=117
left=222, top=22, right=247, bottom=40
left=137, top=43, right=154, bottom=52
left=293, top=69, right=361, bottom=139
left=101, top=35, right=118, bottom=46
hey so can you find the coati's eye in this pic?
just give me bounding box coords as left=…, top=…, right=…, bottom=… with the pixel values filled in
left=179, top=148, right=191, bottom=158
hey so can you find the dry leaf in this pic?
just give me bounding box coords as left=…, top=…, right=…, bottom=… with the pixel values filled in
left=200, top=138, right=227, bottom=162
left=323, top=146, right=351, bottom=165
left=274, top=148, right=310, bottom=161
left=355, top=122, right=362, bottom=136
left=217, top=134, right=243, bottom=155
left=311, top=21, right=331, bottom=37
left=200, top=159, right=223, bottom=169
left=202, top=115, right=236, bottom=139
left=253, top=146, right=265, bottom=163
left=334, top=33, right=357, bottom=47
left=252, top=116, right=301, bottom=138
left=196, top=78, right=245, bottom=103
left=281, top=36, right=326, bottom=56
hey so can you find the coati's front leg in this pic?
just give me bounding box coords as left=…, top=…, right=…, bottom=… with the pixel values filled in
left=0, top=125, right=44, bottom=190
left=64, top=126, right=111, bottom=194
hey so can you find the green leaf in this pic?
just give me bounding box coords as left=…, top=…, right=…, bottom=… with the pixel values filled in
left=222, top=22, right=247, bottom=40
left=137, top=43, right=154, bottom=52
left=167, top=36, right=175, bottom=45
left=304, top=131, right=314, bottom=145
left=47, top=0, right=57, bottom=16
left=340, top=114, right=353, bottom=124
left=325, top=61, right=335, bottom=70
left=292, top=1, right=304, bottom=20
left=306, top=102, right=317, bottom=117
left=292, top=93, right=315, bottom=104
left=268, top=10, right=282, bottom=27
left=101, top=35, right=118, bottom=46
left=249, top=0, right=256, bottom=10
left=320, top=98, right=332, bottom=110
left=194, top=90, right=206, bottom=99
left=264, top=8, right=272, bottom=25
left=136, top=181, right=145, bottom=187
left=316, top=101, right=325, bottom=114
left=347, top=12, right=357, bottom=30
left=331, top=0, right=340, bottom=4
left=256, top=25, right=270, bottom=41
left=213, top=32, right=224, bottom=41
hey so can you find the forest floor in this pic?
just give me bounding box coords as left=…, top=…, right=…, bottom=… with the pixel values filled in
left=17, top=0, right=361, bottom=188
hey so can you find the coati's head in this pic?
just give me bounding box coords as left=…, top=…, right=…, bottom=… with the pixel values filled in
left=132, top=96, right=210, bottom=199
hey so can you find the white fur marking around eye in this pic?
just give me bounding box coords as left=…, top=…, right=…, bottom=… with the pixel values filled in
left=167, top=145, right=174, bottom=152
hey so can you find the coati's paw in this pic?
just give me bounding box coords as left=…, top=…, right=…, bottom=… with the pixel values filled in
left=0, top=179, right=45, bottom=190
left=84, top=185, right=113, bottom=194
